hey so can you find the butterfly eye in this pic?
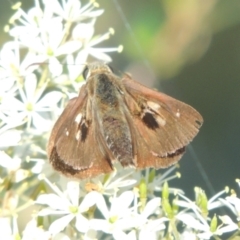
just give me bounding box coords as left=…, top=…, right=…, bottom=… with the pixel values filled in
left=82, top=66, right=89, bottom=80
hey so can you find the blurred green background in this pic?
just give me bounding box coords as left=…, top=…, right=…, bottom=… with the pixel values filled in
left=1, top=0, right=240, bottom=197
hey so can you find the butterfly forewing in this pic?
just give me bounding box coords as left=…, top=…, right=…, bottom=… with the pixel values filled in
left=48, top=83, right=113, bottom=179
left=122, top=76, right=203, bottom=166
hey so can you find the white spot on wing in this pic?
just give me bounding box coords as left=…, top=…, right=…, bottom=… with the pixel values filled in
left=75, top=113, right=82, bottom=124
left=147, top=101, right=160, bottom=111
left=151, top=151, right=160, bottom=157
left=143, top=103, right=166, bottom=127
left=76, top=130, right=80, bottom=141
left=156, top=116, right=166, bottom=126
left=66, top=130, right=69, bottom=136
left=176, top=109, right=180, bottom=118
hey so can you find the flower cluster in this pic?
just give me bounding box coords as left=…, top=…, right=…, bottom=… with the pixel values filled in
left=1, top=0, right=240, bottom=240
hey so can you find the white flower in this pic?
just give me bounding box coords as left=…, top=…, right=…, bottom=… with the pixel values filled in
left=196, top=215, right=238, bottom=239
left=52, top=233, right=72, bottom=240
left=131, top=186, right=167, bottom=238
left=43, top=0, right=104, bottom=22
left=36, top=179, right=103, bottom=235
left=0, top=218, right=13, bottom=240
left=83, top=162, right=137, bottom=196
left=207, top=187, right=229, bottom=210
left=9, top=0, right=121, bottom=79
left=0, top=217, right=19, bottom=240
left=18, top=16, right=81, bottom=76
left=0, top=110, right=26, bottom=133
left=0, top=77, right=16, bottom=102
left=0, top=151, right=30, bottom=183
left=1, top=74, right=62, bottom=131
left=73, top=27, right=123, bottom=63
left=9, top=5, right=43, bottom=40
left=90, top=191, right=136, bottom=235
left=134, top=197, right=166, bottom=239
left=223, top=179, right=240, bottom=221
left=179, top=228, right=197, bottom=240
left=225, top=194, right=240, bottom=221
left=0, top=73, right=25, bottom=130
left=150, top=166, right=182, bottom=192
left=175, top=213, right=238, bottom=239
left=0, top=41, right=45, bottom=80
left=113, top=230, right=137, bottom=240
left=176, top=213, right=208, bottom=232
left=31, top=159, right=47, bottom=173
left=0, top=151, right=21, bottom=172
left=81, top=230, right=98, bottom=240
left=22, top=217, right=52, bottom=240
left=30, top=157, right=54, bottom=178
left=104, top=198, right=167, bottom=240
left=135, top=166, right=183, bottom=197
left=9, top=1, right=82, bottom=76
left=67, top=25, right=123, bottom=81
left=173, top=188, right=238, bottom=239
left=0, top=77, right=19, bottom=129
left=0, top=130, right=21, bottom=148
left=175, top=187, right=227, bottom=219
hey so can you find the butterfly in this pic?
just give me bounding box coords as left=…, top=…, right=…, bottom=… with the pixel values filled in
left=47, top=62, right=203, bottom=179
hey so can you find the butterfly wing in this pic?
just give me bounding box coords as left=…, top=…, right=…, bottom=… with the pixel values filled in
left=122, top=76, right=203, bottom=169
left=48, top=84, right=113, bottom=179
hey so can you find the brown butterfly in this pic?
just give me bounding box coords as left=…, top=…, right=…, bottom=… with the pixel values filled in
left=47, top=62, right=203, bottom=179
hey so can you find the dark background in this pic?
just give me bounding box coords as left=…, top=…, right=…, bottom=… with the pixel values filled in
left=1, top=0, right=240, bottom=198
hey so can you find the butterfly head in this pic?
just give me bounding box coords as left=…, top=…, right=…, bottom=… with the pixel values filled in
left=83, top=62, right=114, bottom=80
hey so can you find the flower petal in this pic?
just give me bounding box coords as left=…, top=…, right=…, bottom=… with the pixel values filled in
left=67, top=181, right=80, bottom=206
left=89, top=219, right=109, bottom=232
left=113, top=229, right=137, bottom=240
left=0, top=151, right=21, bottom=171
left=75, top=214, right=89, bottom=233
left=36, top=91, right=62, bottom=108
left=38, top=208, right=68, bottom=216
left=55, top=41, right=82, bottom=56
left=32, top=112, right=52, bottom=131
left=49, top=214, right=74, bottom=235
left=142, top=197, right=161, bottom=219
left=111, top=191, right=134, bottom=216
left=36, top=193, right=69, bottom=210
left=24, top=74, right=37, bottom=101
left=52, top=232, right=71, bottom=240
left=89, top=48, right=112, bottom=62
left=93, top=193, right=109, bottom=219
left=48, top=57, right=63, bottom=76
left=177, top=214, right=206, bottom=231
left=0, top=130, right=21, bottom=147
left=80, top=191, right=104, bottom=213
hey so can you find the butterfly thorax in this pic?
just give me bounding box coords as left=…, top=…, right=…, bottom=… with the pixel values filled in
left=89, top=72, right=135, bottom=167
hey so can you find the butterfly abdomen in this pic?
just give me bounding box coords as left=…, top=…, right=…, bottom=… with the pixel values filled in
left=102, top=115, right=134, bottom=167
